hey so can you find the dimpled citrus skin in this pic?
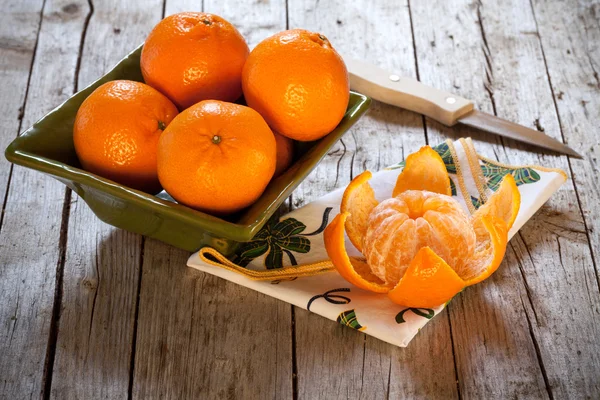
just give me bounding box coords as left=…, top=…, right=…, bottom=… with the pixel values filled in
left=141, top=12, right=249, bottom=110
left=273, top=132, right=294, bottom=178
left=362, top=191, right=476, bottom=286
left=157, top=100, right=276, bottom=215
left=73, top=80, right=178, bottom=194
left=242, top=29, right=349, bottom=141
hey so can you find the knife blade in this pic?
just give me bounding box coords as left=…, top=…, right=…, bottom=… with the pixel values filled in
left=343, top=56, right=582, bottom=158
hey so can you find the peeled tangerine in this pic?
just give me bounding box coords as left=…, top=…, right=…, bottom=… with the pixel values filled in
left=324, top=146, right=521, bottom=307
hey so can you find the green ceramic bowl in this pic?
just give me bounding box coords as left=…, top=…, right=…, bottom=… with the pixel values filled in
left=5, top=45, right=371, bottom=255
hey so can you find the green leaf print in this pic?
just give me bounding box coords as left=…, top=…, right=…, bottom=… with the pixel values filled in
left=480, top=159, right=540, bottom=191
left=471, top=196, right=483, bottom=209
left=450, top=179, right=457, bottom=196
left=512, top=167, right=541, bottom=185
left=337, top=309, right=366, bottom=331
left=265, top=245, right=283, bottom=270
left=279, top=236, right=310, bottom=253
left=433, top=142, right=457, bottom=174
left=232, top=207, right=333, bottom=269
left=273, top=218, right=306, bottom=238
left=238, top=240, right=269, bottom=260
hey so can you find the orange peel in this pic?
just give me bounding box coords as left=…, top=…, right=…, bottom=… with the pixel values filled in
left=323, top=212, right=391, bottom=293
left=324, top=145, right=520, bottom=307
left=462, top=216, right=508, bottom=286
left=393, top=146, right=452, bottom=197
left=472, top=174, right=520, bottom=230
left=340, top=171, right=379, bottom=252
left=387, top=247, right=466, bottom=308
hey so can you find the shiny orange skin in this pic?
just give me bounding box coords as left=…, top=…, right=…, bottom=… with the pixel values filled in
left=242, top=29, right=349, bottom=141
left=157, top=100, right=276, bottom=214
left=73, top=80, right=178, bottom=194
left=273, top=132, right=294, bottom=178
left=141, top=12, right=249, bottom=110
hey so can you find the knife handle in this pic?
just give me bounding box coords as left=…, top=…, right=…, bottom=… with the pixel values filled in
left=345, top=58, right=474, bottom=126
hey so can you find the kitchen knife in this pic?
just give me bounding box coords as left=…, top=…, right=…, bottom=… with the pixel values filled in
left=343, top=56, right=582, bottom=158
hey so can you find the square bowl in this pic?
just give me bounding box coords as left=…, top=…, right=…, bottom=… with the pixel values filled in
left=5, top=45, right=371, bottom=255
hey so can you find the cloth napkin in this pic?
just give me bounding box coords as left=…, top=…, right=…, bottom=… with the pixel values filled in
left=187, top=138, right=567, bottom=347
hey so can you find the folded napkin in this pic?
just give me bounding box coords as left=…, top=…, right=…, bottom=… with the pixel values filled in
left=187, top=138, right=567, bottom=347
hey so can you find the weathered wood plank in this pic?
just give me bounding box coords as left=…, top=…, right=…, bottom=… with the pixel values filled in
left=164, top=0, right=200, bottom=16
left=132, top=241, right=293, bottom=399
left=527, top=0, right=600, bottom=395
left=0, top=0, right=44, bottom=198
left=48, top=1, right=163, bottom=398
left=408, top=1, right=551, bottom=397
left=287, top=1, right=459, bottom=398
left=411, top=0, right=600, bottom=398
left=0, top=0, right=88, bottom=397
left=132, top=1, right=293, bottom=398
left=476, top=0, right=600, bottom=397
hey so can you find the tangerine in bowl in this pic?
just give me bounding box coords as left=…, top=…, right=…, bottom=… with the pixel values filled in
left=4, top=45, right=371, bottom=254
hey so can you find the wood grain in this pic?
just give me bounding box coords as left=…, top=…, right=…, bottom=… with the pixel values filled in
left=287, top=1, right=458, bottom=398
left=0, top=0, right=599, bottom=398
left=132, top=241, right=293, bottom=400
left=0, top=0, right=88, bottom=397
left=525, top=0, right=600, bottom=395
left=48, top=1, right=163, bottom=398
left=408, top=1, right=551, bottom=397
left=411, top=0, right=600, bottom=397
left=476, top=0, right=600, bottom=397
left=131, top=1, right=293, bottom=399
left=0, top=0, right=44, bottom=198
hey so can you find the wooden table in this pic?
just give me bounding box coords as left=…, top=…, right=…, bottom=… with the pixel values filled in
left=1, top=0, right=599, bottom=398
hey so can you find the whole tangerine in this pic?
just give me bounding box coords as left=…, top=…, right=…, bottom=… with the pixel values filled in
left=273, top=132, right=294, bottom=178
left=242, top=29, right=349, bottom=141
left=73, top=80, right=178, bottom=194
left=157, top=100, right=276, bottom=214
left=141, top=12, right=249, bottom=110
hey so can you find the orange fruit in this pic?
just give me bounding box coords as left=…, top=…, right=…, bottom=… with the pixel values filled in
left=242, top=29, right=349, bottom=141
left=273, top=132, right=294, bottom=178
left=157, top=100, right=276, bottom=214
left=363, top=190, right=476, bottom=287
left=323, top=212, right=391, bottom=294
left=141, top=12, right=249, bottom=110
left=73, top=80, right=178, bottom=194
left=392, top=146, right=451, bottom=197
left=324, top=145, right=520, bottom=307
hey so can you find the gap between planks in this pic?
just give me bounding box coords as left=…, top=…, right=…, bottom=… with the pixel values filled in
left=39, top=0, right=94, bottom=396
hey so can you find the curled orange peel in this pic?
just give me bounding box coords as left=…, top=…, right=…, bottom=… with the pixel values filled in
left=325, top=145, right=521, bottom=307
left=323, top=212, right=391, bottom=293
left=472, top=173, right=520, bottom=230
left=463, top=215, right=508, bottom=286
left=393, top=146, right=452, bottom=197
left=340, top=171, right=378, bottom=253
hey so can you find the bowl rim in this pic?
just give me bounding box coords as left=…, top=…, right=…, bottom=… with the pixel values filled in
left=4, top=45, right=372, bottom=242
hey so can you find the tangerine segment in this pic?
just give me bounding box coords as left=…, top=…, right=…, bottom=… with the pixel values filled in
left=461, top=216, right=508, bottom=286
left=387, top=246, right=466, bottom=308
left=362, top=191, right=475, bottom=286
left=323, top=212, right=391, bottom=293
left=393, top=146, right=451, bottom=197
left=472, top=174, right=520, bottom=230
left=340, top=171, right=379, bottom=252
